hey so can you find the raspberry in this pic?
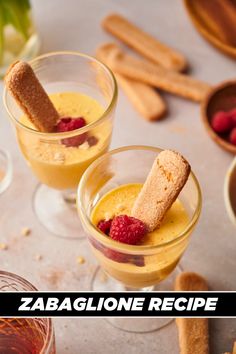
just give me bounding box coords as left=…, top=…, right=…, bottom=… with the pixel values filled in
left=229, top=108, right=236, bottom=127
left=104, top=249, right=144, bottom=266
left=211, top=111, right=233, bottom=133
left=56, top=117, right=87, bottom=147
left=87, top=136, right=98, bottom=147
left=105, top=249, right=128, bottom=263
left=110, top=215, right=147, bottom=245
left=97, top=219, right=113, bottom=235
left=229, top=128, right=236, bottom=146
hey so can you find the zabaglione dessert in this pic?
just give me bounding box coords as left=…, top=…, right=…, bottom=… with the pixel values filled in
left=19, top=91, right=110, bottom=189
left=86, top=149, right=196, bottom=288
left=5, top=60, right=113, bottom=190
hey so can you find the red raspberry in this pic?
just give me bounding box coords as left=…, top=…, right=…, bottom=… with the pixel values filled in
left=229, top=128, right=236, bottom=146
left=97, top=219, right=113, bottom=235
left=211, top=111, right=233, bottom=133
left=105, top=249, right=128, bottom=263
left=87, top=136, right=98, bottom=147
left=110, top=215, right=147, bottom=245
left=56, top=117, right=87, bottom=147
left=104, top=249, right=144, bottom=266
left=228, top=108, right=236, bottom=127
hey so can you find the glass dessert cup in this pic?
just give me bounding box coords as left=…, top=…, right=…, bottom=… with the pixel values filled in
left=78, top=146, right=202, bottom=332
left=4, top=51, right=117, bottom=239
left=0, top=271, right=55, bottom=353
left=0, top=149, right=12, bottom=195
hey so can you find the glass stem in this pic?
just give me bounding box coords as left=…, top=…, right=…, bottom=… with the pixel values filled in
left=124, top=285, right=155, bottom=292
left=61, top=189, right=77, bottom=206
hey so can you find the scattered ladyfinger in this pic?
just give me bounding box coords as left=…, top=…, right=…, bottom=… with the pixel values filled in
left=5, top=61, right=59, bottom=132
left=131, top=150, right=190, bottom=232
left=116, top=74, right=166, bottom=121
left=102, top=13, right=187, bottom=72
left=96, top=43, right=166, bottom=121
left=97, top=43, right=211, bottom=102
left=175, top=272, right=209, bottom=354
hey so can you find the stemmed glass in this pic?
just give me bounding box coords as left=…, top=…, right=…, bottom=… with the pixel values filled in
left=0, top=271, right=55, bottom=353
left=0, top=149, right=12, bottom=195
left=3, top=51, right=117, bottom=238
left=77, top=146, right=202, bottom=332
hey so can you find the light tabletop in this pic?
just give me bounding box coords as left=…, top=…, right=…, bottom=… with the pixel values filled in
left=0, top=0, right=236, bottom=353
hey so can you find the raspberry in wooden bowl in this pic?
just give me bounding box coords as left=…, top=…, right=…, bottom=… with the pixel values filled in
left=201, top=80, right=236, bottom=154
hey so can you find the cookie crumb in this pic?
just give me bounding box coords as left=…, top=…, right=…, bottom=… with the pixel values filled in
left=76, top=256, right=85, bottom=265
left=21, top=227, right=31, bottom=237
left=104, top=212, right=113, bottom=220
left=0, top=243, right=8, bottom=250
left=54, top=152, right=65, bottom=164
left=34, top=254, right=43, bottom=261
left=79, top=141, right=89, bottom=150
left=117, top=203, right=125, bottom=212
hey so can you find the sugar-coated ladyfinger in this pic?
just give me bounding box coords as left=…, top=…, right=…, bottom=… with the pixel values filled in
left=96, top=43, right=166, bottom=121
left=131, top=150, right=190, bottom=232
left=102, top=13, right=187, bottom=72
left=116, top=74, right=167, bottom=121
left=97, top=43, right=211, bottom=102
left=5, top=61, right=59, bottom=132
left=175, top=272, right=209, bottom=354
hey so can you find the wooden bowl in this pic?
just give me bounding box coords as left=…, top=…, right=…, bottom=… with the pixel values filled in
left=224, top=157, right=236, bottom=226
left=184, top=0, right=236, bottom=59
left=201, top=80, right=236, bottom=154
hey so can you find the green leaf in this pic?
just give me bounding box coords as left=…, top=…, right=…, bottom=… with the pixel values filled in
left=1, top=0, right=31, bottom=40
left=0, top=3, right=4, bottom=65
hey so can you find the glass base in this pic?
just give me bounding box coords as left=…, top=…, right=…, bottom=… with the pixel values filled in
left=33, top=183, right=85, bottom=239
left=91, top=266, right=182, bottom=333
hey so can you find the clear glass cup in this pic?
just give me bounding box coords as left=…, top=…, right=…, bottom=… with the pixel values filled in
left=4, top=51, right=117, bottom=238
left=0, top=149, right=12, bottom=195
left=0, top=271, right=55, bottom=354
left=77, top=146, right=202, bottom=332
left=224, top=157, right=236, bottom=226
left=0, top=1, right=40, bottom=78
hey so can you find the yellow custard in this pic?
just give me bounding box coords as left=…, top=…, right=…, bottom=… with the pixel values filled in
left=91, top=183, right=191, bottom=288
left=18, top=92, right=113, bottom=189
left=91, top=183, right=189, bottom=246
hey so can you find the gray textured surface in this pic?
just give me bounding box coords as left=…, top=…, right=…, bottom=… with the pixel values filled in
left=0, top=0, right=236, bottom=353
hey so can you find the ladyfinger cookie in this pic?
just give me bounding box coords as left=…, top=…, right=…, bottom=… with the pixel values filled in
left=116, top=74, right=166, bottom=121
left=5, top=61, right=59, bottom=132
left=131, top=150, right=190, bottom=232
left=98, top=43, right=211, bottom=102
left=96, top=43, right=166, bottom=120
left=102, top=13, right=187, bottom=72
left=175, top=272, right=209, bottom=354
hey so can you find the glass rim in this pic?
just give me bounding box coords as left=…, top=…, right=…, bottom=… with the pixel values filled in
left=0, top=270, right=54, bottom=354
left=77, top=145, right=202, bottom=253
left=224, top=156, right=236, bottom=226
left=3, top=51, right=118, bottom=140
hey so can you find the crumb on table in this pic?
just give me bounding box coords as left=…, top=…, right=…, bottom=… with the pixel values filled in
left=76, top=256, right=85, bottom=264
left=0, top=243, right=8, bottom=250
left=21, top=227, right=31, bottom=237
